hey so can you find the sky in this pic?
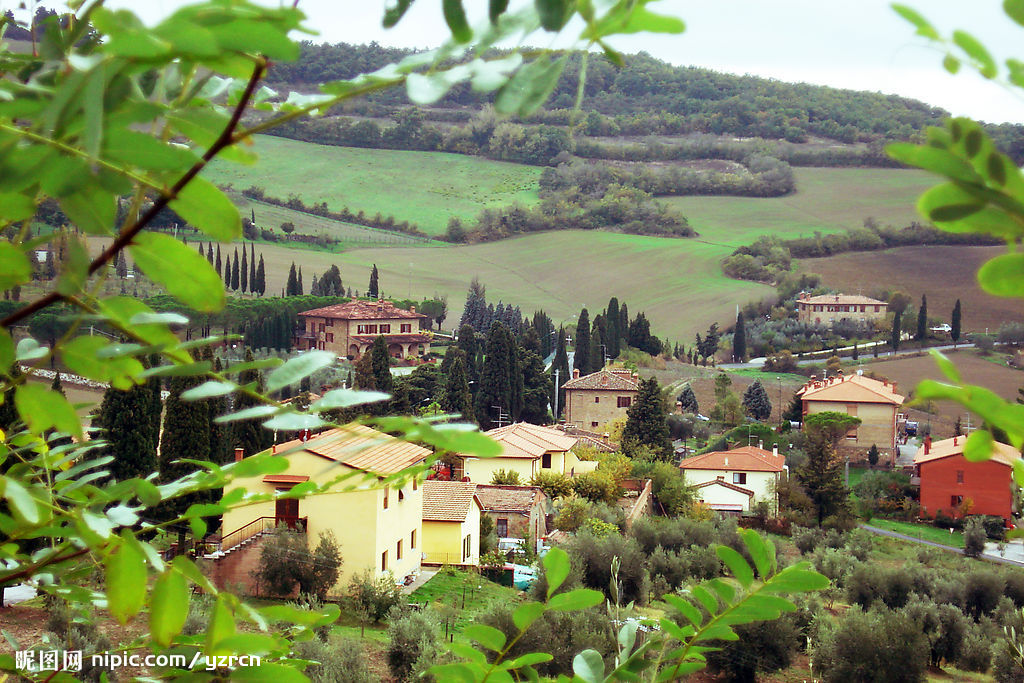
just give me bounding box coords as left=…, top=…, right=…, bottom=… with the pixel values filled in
left=27, top=0, right=1024, bottom=123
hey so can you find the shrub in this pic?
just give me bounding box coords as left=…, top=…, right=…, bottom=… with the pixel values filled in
left=294, top=636, right=375, bottom=683
left=348, top=569, right=403, bottom=629
left=956, top=624, right=992, bottom=673
left=481, top=606, right=616, bottom=677
left=792, top=525, right=823, bottom=554
left=963, top=570, right=1006, bottom=619
left=571, top=470, right=619, bottom=504
left=553, top=496, right=592, bottom=532
left=530, top=471, right=574, bottom=499
left=964, top=517, right=988, bottom=558
left=491, top=468, right=522, bottom=485
left=993, top=642, right=1024, bottom=682
left=387, top=608, right=442, bottom=681
left=845, top=529, right=874, bottom=561
left=566, top=533, right=649, bottom=605
left=707, top=613, right=801, bottom=681
left=812, top=606, right=928, bottom=683
left=254, top=530, right=343, bottom=598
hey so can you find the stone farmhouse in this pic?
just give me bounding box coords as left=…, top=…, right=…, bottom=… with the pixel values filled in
left=796, top=292, right=888, bottom=327
left=797, top=372, right=904, bottom=461
left=294, top=299, right=431, bottom=359
left=561, top=367, right=640, bottom=430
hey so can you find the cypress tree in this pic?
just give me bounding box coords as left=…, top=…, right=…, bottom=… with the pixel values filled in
left=240, top=247, right=248, bottom=293
left=678, top=385, right=698, bottom=414
left=733, top=311, right=746, bottom=362
left=916, top=294, right=928, bottom=342
left=951, top=299, right=962, bottom=347
left=249, top=243, right=256, bottom=288
left=370, top=335, right=393, bottom=394
left=368, top=264, right=379, bottom=299
left=115, top=250, right=127, bottom=278
left=234, top=350, right=271, bottom=458
left=891, top=311, right=902, bottom=353
left=50, top=371, right=63, bottom=396
left=230, top=249, right=240, bottom=291
left=297, top=266, right=303, bottom=295
left=310, top=274, right=320, bottom=297
left=573, top=308, right=591, bottom=375
left=206, top=243, right=214, bottom=265
left=215, top=244, right=222, bottom=277
left=96, top=383, right=158, bottom=481
left=519, top=346, right=551, bottom=425
left=552, top=326, right=569, bottom=418
left=742, top=380, right=772, bottom=421
left=256, top=256, right=266, bottom=296
left=353, top=351, right=375, bottom=390
left=476, top=321, right=517, bottom=430
left=441, top=354, right=474, bottom=421
left=606, top=297, right=620, bottom=359
left=456, top=324, right=480, bottom=389
left=618, top=303, right=628, bottom=349
left=204, top=351, right=232, bottom=466
left=621, top=377, right=673, bottom=460
left=286, top=263, right=297, bottom=296
left=157, top=372, right=211, bottom=518
left=589, top=323, right=603, bottom=374
left=198, top=242, right=205, bottom=260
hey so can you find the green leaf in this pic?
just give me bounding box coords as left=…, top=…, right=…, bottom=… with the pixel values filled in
left=741, top=528, right=772, bottom=577
left=489, top=0, right=510, bottom=23
left=943, top=54, right=961, bottom=74
left=0, top=243, right=31, bottom=290
left=105, top=537, right=147, bottom=624
left=543, top=546, right=570, bottom=598
left=573, top=649, right=605, bottom=683
left=618, top=619, right=638, bottom=655
left=963, top=429, right=995, bottom=462
left=262, top=412, right=328, bottom=431
left=918, top=183, right=985, bottom=223
left=464, top=623, right=506, bottom=652
left=536, top=0, right=571, bottom=31
left=885, top=143, right=980, bottom=184
left=987, top=152, right=1008, bottom=186
left=760, top=564, right=829, bottom=593
left=929, top=349, right=962, bottom=383
left=129, top=231, right=225, bottom=312
left=495, top=55, right=568, bottom=117
left=16, top=338, right=48, bottom=362
left=664, top=593, right=703, bottom=627
left=0, top=192, right=36, bottom=222
left=181, top=380, right=237, bottom=401
left=230, top=663, right=308, bottom=682
left=1, top=478, right=39, bottom=524
left=1007, top=0, right=1024, bottom=27
left=690, top=585, right=719, bottom=615
left=206, top=595, right=236, bottom=652
left=0, top=329, right=14, bottom=372
left=512, top=602, right=546, bottom=631
left=150, top=569, right=189, bottom=646
left=169, top=177, right=241, bottom=241
left=311, top=388, right=392, bottom=411
left=548, top=588, right=603, bottom=611
left=978, top=253, right=1024, bottom=297
left=892, top=4, right=940, bottom=40
left=266, top=350, right=335, bottom=393
left=442, top=0, right=472, bottom=43
left=953, top=30, right=997, bottom=78
left=56, top=235, right=90, bottom=297
left=715, top=546, right=753, bottom=588
left=15, top=384, right=82, bottom=439
left=383, top=0, right=417, bottom=27
left=261, top=602, right=340, bottom=626
left=60, top=189, right=116, bottom=235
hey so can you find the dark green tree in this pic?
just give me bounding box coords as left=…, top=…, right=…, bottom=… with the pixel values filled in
left=742, top=380, right=772, bottom=421
left=476, top=321, right=520, bottom=430
left=733, top=311, right=746, bottom=362
left=891, top=311, right=902, bottom=352
left=441, top=354, right=474, bottom=422
left=916, top=294, right=927, bottom=342
left=368, top=264, right=379, bottom=299
left=370, top=335, right=392, bottom=395
left=795, top=432, right=850, bottom=526
left=588, top=323, right=603, bottom=374
left=456, top=324, right=481, bottom=389
left=519, top=346, right=552, bottom=424
left=234, top=349, right=271, bottom=458
left=605, top=297, right=620, bottom=359
left=240, top=247, right=248, bottom=293
left=214, top=244, right=222, bottom=278
left=249, top=243, right=256, bottom=290
left=867, top=444, right=880, bottom=468
left=621, top=377, right=673, bottom=461
left=551, top=326, right=570, bottom=419
left=696, top=322, right=721, bottom=363
left=286, top=262, right=298, bottom=296
left=297, top=266, right=303, bottom=295
left=677, top=385, right=698, bottom=414
left=230, top=248, right=240, bottom=291
left=573, top=308, right=591, bottom=375
left=255, top=255, right=266, bottom=296
left=222, top=251, right=231, bottom=288
left=96, top=383, right=158, bottom=482
left=204, top=351, right=232, bottom=467
left=354, top=351, right=375, bottom=391
left=50, top=371, right=63, bottom=396
left=951, top=299, right=962, bottom=347
left=157, top=372, right=211, bottom=519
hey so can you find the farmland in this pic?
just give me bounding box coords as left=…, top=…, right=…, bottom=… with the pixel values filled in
left=797, top=245, right=1020, bottom=332
left=203, top=135, right=543, bottom=236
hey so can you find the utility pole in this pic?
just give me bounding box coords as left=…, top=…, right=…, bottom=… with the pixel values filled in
left=553, top=368, right=560, bottom=419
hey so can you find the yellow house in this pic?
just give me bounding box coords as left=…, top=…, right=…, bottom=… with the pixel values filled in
left=562, top=367, right=640, bottom=431
left=458, top=422, right=598, bottom=483
left=796, top=292, right=888, bottom=327
left=294, top=299, right=431, bottom=359
left=798, top=372, right=905, bottom=458
left=216, top=425, right=429, bottom=595
left=421, top=480, right=482, bottom=566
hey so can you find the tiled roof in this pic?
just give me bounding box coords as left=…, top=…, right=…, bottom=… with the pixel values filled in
left=475, top=484, right=545, bottom=513
left=262, top=474, right=310, bottom=484
left=679, top=446, right=785, bottom=473
left=274, top=424, right=430, bottom=475
left=484, top=422, right=578, bottom=459
left=798, top=373, right=904, bottom=405
left=562, top=369, right=639, bottom=391
left=914, top=436, right=1022, bottom=467
left=422, top=480, right=479, bottom=522
left=694, top=479, right=755, bottom=497
left=350, top=333, right=431, bottom=345
left=798, top=294, right=888, bottom=306
left=299, top=300, right=427, bottom=320
left=554, top=425, right=616, bottom=452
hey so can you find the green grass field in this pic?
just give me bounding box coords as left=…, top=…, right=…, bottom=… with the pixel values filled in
left=408, top=569, right=520, bottom=634
left=204, top=135, right=542, bottom=236
left=868, top=518, right=965, bottom=548
left=667, top=167, right=935, bottom=247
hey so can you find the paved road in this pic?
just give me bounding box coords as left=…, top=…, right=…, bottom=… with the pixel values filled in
left=859, top=524, right=1024, bottom=567
left=721, top=343, right=974, bottom=371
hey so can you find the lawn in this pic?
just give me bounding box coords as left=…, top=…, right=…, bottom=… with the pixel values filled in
left=868, top=518, right=965, bottom=548
left=408, top=569, right=522, bottom=634
left=204, top=135, right=543, bottom=236
left=666, top=167, right=935, bottom=248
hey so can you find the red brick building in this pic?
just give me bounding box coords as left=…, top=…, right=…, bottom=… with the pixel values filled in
left=914, top=436, right=1021, bottom=520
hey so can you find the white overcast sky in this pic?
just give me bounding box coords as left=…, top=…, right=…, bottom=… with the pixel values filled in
left=20, top=0, right=1024, bottom=123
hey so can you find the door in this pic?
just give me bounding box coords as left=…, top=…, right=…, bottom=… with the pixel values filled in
left=275, top=498, right=299, bottom=529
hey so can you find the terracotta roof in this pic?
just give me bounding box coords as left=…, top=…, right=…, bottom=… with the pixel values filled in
left=263, top=474, right=310, bottom=485
left=554, top=425, right=616, bottom=452
left=350, top=333, right=431, bottom=345
left=484, top=422, right=578, bottom=459
left=274, top=424, right=430, bottom=475
left=422, top=480, right=480, bottom=522
left=679, top=445, right=785, bottom=473
left=798, top=373, right=904, bottom=405
left=914, top=436, right=1022, bottom=467
left=798, top=294, right=888, bottom=306
left=694, top=479, right=755, bottom=497
left=562, top=369, right=640, bottom=391
left=475, top=484, right=545, bottom=513
left=299, top=300, right=427, bottom=320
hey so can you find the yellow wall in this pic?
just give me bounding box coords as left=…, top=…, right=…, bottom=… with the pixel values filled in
left=682, top=469, right=781, bottom=512
left=220, top=450, right=423, bottom=594
left=422, top=501, right=481, bottom=566
left=464, top=456, right=536, bottom=484
left=805, top=400, right=897, bottom=450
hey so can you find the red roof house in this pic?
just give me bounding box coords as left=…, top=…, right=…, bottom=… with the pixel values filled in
left=914, top=435, right=1022, bottom=520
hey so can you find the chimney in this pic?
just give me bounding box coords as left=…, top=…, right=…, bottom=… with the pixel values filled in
left=924, top=435, right=932, bottom=454
left=953, top=435, right=958, bottom=447
left=572, top=368, right=580, bottom=379
left=603, top=432, right=610, bottom=444
left=773, top=444, right=779, bottom=458
left=410, top=305, right=416, bottom=314
left=234, top=447, right=244, bottom=462
left=724, top=456, right=729, bottom=467
left=758, top=439, right=763, bottom=450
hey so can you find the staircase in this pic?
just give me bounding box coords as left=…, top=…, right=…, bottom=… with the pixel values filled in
left=205, top=517, right=307, bottom=595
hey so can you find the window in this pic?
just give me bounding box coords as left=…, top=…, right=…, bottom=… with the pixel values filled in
left=366, top=324, right=377, bottom=334
left=591, top=421, right=599, bottom=428
left=957, top=470, right=965, bottom=484
left=463, top=534, right=471, bottom=561
left=412, top=477, right=417, bottom=491
left=617, top=396, right=632, bottom=408
left=410, top=530, right=416, bottom=549
left=325, top=318, right=333, bottom=327
left=594, top=396, right=600, bottom=403
left=383, top=486, right=389, bottom=509
left=398, top=489, right=405, bottom=501
left=542, top=453, right=551, bottom=469
left=496, top=518, right=508, bottom=537
left=401, top=323, right=412, bottom=333
left=381, top=551, right=388, bottom=571
left=318, top=323, right=325, bottom=333
left=846, top=430, right=858, bottom=440
left=860, top=305, right=866, bottom=312
left=379, top=324, right=391, bottom=333
left=326, top=333, right=334, bottom=342
left=397, top=539, right=403, bottom=560
left=951, top=495, right=964, bottom=507
left=733, top=473, right=747, bottom=485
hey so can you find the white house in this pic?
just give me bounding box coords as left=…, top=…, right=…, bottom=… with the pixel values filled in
left=678, top=445, right=786, bottom=513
